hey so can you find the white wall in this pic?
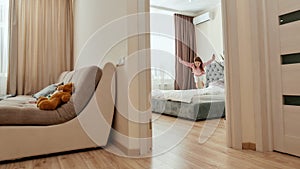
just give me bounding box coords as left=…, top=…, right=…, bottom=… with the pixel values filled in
left=150, top=8, right=175, bottom=89
left=195, top=4, right=223, bottom=62
left=74, top=0, right=151, bottom=155
left=74, top=0, right=128, bottom=67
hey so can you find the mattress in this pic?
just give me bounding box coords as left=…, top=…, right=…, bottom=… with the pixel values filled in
left=152, top=91, right=225, bottom=121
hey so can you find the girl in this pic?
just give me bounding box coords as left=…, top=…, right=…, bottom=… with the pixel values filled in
left=179, top=54, right=215, bottom=89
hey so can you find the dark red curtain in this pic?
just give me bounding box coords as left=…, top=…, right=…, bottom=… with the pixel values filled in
left=174, top=14, right=197, bottom=90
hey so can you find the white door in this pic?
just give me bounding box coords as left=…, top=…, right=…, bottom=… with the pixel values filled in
left=267, top=0, right=300, bottom=157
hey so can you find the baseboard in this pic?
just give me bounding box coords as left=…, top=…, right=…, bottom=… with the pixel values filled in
left=242, top=142, right=256, bottom=151
left=111, top=140, right=140, bottom=156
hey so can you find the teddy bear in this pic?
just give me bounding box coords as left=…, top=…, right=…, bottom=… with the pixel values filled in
left=37, top=82, right=74, bottom=110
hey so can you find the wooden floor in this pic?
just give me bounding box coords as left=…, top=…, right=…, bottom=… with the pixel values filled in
left=0, top=114, right=299, bottom=169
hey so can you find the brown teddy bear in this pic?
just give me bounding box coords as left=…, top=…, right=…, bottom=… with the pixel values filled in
left=37, top=82, right=74, bottom=110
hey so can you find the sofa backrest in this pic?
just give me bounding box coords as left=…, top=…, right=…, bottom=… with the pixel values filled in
left=57, top=71, right=74, bottom=84
left=58, top=66, right=102, bottom=115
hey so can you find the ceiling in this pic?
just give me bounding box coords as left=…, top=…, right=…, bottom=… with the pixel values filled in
left=150, top=0, right=221, bottom=15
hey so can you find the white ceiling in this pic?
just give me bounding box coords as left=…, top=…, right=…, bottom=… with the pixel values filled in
left=150, top=0, right=221, bottom=15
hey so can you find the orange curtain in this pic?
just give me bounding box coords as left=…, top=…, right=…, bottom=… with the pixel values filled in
left=7, top=0, right=74, bottom=95
left=174, top=13, right=197, bottom=90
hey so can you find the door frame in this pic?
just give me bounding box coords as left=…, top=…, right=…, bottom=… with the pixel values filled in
left=144, top=0, right=276, bottom=152
left=222, top=0, right=274, bottom=151
left=221, top=0, right=242, bottom=149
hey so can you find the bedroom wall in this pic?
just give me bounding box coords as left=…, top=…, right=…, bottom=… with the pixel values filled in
left=74, top=0, right=151, bottom=155
left=150, top=8, right=175, bottom=90
left=73, top=0, right=127, bottom=66
left=195, top=4, right=224, bottom=62
left=150, top=6, right=224, bottom=90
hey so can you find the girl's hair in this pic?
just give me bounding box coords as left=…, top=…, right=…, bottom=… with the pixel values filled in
left=194, top=56, right=204, bottom=71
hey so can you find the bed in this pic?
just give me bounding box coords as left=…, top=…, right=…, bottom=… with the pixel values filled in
left=151, top=62, right=225, bottom=121
left=0, top=63, right=116, bottom=161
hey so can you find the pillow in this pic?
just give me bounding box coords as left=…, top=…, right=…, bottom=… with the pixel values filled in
left=32, top=82, right=63, bottom=99
left=209, top=79, right=224, bottom=88
left=57, top=71, right=74, bottom=84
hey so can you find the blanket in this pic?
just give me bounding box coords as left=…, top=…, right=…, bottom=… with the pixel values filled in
left=152, top=86, right=225, bottom=103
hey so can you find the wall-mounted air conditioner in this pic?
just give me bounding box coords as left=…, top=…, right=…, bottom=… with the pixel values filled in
left=193, top=12, right=213, bottom=25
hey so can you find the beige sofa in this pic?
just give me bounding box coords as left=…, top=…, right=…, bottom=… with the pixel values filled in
left=0, top=63, right=116, bottom=161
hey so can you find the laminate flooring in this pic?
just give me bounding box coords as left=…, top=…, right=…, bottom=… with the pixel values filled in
left=0, top=114, right=299, bottom=169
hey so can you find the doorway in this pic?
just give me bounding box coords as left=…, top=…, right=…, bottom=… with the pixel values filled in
left=149, top=0, right=227, bottom=155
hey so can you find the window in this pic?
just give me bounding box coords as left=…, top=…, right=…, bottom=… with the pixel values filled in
left=0, top=0, right=8, bottom=95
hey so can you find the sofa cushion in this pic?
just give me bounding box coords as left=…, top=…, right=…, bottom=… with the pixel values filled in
left=0, top=96, right=76, bottom=125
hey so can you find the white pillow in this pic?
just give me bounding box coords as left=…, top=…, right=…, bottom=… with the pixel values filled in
left=32, top=82, right=63, bottom=99
left=209, top=79, right=224, bottom=88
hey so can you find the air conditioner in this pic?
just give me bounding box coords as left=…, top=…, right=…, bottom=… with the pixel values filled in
left=193, top=12, right=213, bottom=25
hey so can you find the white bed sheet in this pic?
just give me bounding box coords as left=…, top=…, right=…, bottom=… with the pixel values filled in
left=152, top=86, right=225, bottom=104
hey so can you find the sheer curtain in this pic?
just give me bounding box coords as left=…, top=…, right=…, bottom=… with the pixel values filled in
left=0, top=0, right=9, bottom=96
left=174, top=14, right=197, bottom=90
left=7, top=0, right=74, bottom=95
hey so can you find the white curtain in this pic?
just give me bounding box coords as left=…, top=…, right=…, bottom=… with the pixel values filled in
left=151, top=68, right=174, bottom=90
left=0, top=0, right=9, bottom=96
